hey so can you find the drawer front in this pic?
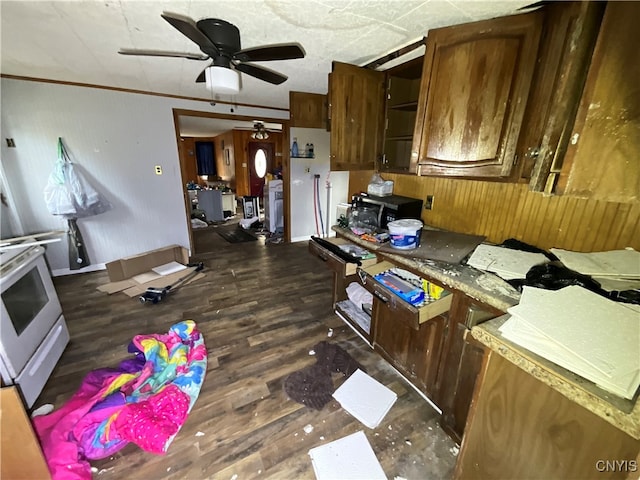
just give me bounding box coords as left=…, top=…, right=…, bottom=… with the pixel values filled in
left=308, top=238, right=377, bottom=276
left=358, top=268, right=421, bottom=330
left=358, top=261, right=452, bottom=330
left=308, top=239, right=348, bottom=275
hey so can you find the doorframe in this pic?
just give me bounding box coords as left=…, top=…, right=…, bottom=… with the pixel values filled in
left=171, top=108, right=291, bottom=252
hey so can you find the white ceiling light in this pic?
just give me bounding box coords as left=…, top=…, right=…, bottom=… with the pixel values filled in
left=205, top=66, right=240, bottom=94
left=251, top=122, right=269, bottom=140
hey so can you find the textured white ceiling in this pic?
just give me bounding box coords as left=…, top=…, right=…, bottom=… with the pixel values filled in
left=1, top=0, right=533, bottom=110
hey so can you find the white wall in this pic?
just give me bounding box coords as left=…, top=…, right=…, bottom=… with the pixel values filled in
left=289, top=127, right=349, bottom=242
left=1, top=78, right=288, bottom=274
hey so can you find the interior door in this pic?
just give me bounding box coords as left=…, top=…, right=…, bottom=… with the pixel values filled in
left=248, top=141, right=274, bottom=198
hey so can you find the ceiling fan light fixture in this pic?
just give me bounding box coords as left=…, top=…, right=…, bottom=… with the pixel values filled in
left=205, top=66, right=240, bottom=94
left=251, top=122, right=269, bottom=140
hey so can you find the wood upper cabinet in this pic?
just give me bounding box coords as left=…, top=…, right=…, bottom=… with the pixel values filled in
left=328, top=61, right=386, bottom=171
left=553, top=1, right=640, bottom=203
left=520, top=1, right=605, bottom=190
left=381, top=57, right=424, bottom=174
left=413, top=11, right=543, bottom=178
left=289, top=91, right=327, bottom=129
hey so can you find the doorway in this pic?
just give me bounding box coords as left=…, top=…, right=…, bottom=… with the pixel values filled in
left=172, top=108, right=290, bottom=255
left=248, top=142, right=274, bottom=198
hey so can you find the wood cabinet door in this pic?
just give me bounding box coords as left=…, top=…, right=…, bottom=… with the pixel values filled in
left=373, top=298, right=447, bottom=398
left=521, top=1, right=605, bottom=190
left=289, top=91, right=327, bottom=129
left=436, top=295, right=495, bottom=444
left=555, top=1, right=640, bottom=203
left=329, top=61, right=385, bottom=171
left=414, top=11, right=543, bottom=178
left=455, top=352, right=640, bottom=480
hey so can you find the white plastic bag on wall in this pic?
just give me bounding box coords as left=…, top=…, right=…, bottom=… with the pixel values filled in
left=43, top=138, right=112, bottom=219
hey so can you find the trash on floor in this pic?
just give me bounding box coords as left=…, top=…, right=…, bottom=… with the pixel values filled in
left=332, top=369, right=397, bottom=429
left=96, top=245, right=205, bottom=298
left=308, top=430, right=387, bottom=480
left=32, top=320, right=207, bottom=479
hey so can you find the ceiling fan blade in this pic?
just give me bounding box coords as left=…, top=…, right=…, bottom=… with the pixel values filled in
left=234, top=62, right=288, bottom=85
left=161, top=11, right=220, bottom=57
left=233, top=43, right=306, bottom=63
left=119, top=48, right=209, bottom=61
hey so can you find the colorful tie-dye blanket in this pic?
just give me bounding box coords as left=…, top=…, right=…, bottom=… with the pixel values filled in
left=33, top=320, right=207, bottom=480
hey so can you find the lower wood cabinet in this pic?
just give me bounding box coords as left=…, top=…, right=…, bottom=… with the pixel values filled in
left=373, top=298, right=448, bottom=398
left=357, top=261, right=454, bottom=400
left=455, top=351, right=640, bottom=479
left=308, top=237, right=378, bottom=342
left=1, top=387, right=51, bottom=479
left=436, top=296, right=498, bottom=443
left=308, top=238, right=495, bottom=444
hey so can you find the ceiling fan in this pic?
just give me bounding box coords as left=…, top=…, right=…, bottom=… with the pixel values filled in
left=119, top=12, right=305, bottom=93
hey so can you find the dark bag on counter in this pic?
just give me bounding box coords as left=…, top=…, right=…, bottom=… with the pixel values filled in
left=509, top=262, right=639, bottom=305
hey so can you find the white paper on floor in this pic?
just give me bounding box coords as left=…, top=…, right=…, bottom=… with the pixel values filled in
left=308, top=430, right=387, bottom=480
left=332, top=369, right=397, bottom=429
left=152, top=261, right=187, bottom=276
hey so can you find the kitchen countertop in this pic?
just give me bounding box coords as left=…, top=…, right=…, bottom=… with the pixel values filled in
left=332, top=225, right=639, bottom=440
left=472, top=315, right=640, bottom=440
left=332, top=226, right=520, bottom=312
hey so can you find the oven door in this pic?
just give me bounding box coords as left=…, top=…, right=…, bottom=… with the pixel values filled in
left=0, top=247, right=62, bottom=377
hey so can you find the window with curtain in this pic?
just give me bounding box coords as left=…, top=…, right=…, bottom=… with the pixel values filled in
left=195, top=141, right=216, bottom=176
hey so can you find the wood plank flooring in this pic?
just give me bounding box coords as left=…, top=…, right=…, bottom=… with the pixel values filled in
left=36, top=226, right=458, bottom=479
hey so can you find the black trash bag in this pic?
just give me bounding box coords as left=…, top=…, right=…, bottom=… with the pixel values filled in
left=67, top=218, right=90, bottom=270
left=498, top=238, right=559, bottom=261
left=510, top=262, right=601, bottom=292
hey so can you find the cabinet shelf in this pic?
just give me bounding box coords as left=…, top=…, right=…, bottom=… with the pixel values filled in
left=291, top=155, right=315, bottom=159
left=389, top=101, right=419, bottom=111
left=385, top=135, right=414, bottom=141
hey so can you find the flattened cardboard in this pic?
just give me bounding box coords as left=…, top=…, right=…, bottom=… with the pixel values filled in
left=97, top=279, right=137, bottom=294
left=105, top=245, right=189, bottom=282
left=122, top=269, right=205, bottom=297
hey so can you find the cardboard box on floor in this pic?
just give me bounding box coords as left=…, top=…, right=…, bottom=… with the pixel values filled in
left=98, top=245, right=205, bottom=297
left=105, top=245, right=188, bottom=282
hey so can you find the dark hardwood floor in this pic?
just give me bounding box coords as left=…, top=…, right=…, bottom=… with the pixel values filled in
left=37, top=226, right=458, bottom=479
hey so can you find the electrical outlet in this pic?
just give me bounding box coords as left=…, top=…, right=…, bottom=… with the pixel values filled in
left=425, top=195, right=434, bottom=210
left=155, top=165, right=163, bottom=175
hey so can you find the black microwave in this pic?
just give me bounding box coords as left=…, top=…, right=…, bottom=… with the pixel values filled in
left=351, top=193, right=423, bottom=229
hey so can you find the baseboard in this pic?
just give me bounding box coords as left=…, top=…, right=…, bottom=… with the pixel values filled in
left=52, top=263, right=106, bottom=277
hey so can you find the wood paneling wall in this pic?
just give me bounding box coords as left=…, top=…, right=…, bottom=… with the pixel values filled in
left=214, top=130, right=236, bottom=188
left=349, top=171, right=640, bottom=252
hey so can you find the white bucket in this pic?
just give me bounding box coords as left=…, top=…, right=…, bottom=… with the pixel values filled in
left=387, top=219, right=423, bottom=249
